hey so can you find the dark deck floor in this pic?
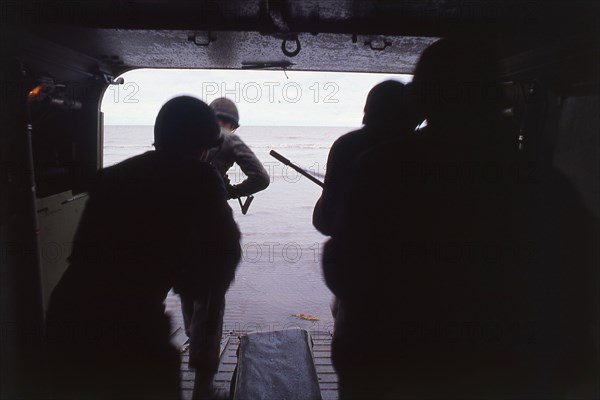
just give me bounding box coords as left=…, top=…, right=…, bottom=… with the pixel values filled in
left=166, top=292, right=339, bottom=400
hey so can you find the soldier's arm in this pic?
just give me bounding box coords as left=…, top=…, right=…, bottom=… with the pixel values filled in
left=313, top=137, right=346, bottom=235
left=180, top=165, right=241, bottom=372
left=228, top=135, right=270, bottom=197
left=200, top=169, right=241, bottom=288
left=321, top=149, right=385, bottom=301
left=175, top=164, right=241, bottom=299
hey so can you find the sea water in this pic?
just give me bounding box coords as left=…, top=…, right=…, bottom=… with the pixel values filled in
left=104, top=125, right=355, bottom=332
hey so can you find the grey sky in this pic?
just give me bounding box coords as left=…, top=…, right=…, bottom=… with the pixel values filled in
left=101, top=69, right=412, bottom=127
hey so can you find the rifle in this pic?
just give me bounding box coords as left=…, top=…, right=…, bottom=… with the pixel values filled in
left=237, top=195, right=254, bottom=215
left=224, top=175, right=254, bottom=215
left=269, top=150, right=324, bottom=188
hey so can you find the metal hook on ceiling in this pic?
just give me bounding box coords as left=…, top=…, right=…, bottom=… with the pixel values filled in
left=364, top=38, right=392, bottom=51
left=109, top=77, right=124, bottom=85
left=188, top=31, right=215, bottom=47
left=100, top=73, right=124, bottom=85
left=281, top=37, right=301, bottom=57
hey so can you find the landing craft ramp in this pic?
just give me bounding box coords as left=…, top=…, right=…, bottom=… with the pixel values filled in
left=166, top=291, right=339, bottom=399
left=179, top=331, right=337, bottom=400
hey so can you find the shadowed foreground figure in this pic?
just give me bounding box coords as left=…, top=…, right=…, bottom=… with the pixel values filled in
left=181, top=97, right=270, bottom=400
left=313, top=80, right=419, bottom=236
left=323, top=39, right=598, bottom=399
left=46, top=96, right=241, bottom=400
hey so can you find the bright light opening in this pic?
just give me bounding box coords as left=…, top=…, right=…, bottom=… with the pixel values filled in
left=100, top=69, right=411, bottom=331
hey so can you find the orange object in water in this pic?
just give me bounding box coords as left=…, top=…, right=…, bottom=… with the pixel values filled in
left=27, top=85, right=44, bottom=101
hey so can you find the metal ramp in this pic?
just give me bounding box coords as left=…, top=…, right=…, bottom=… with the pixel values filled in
left=180, top=330, right=338, bottom=400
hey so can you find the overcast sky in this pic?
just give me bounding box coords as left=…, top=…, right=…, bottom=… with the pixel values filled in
left=101, top=69, right=412, bottom=127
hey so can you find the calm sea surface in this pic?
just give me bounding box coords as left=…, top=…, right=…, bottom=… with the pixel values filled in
left=104, top=125, right=355, bottom=331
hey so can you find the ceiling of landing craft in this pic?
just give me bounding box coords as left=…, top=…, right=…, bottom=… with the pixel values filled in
left=11, top=0, right=597, bottom=76
left=33, top=28, right=438, bottom=74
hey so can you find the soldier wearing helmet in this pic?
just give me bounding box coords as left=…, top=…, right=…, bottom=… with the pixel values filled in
left=46, top=96, right=241, bottom=400
left=313, top=80, right=419, bottom=236
left=208, top=97, right=270, bottom=199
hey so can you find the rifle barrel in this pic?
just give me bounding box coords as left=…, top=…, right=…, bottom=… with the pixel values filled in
left=269, top=150, right=324, bottom=188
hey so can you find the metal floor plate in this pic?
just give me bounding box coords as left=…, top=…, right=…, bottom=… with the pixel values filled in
left=180, top=331, right=338, bottom=400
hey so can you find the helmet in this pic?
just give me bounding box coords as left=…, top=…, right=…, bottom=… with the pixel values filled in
left=209, top=97, right=240, bottom=128
left=362, top=80, right=410, bottom=126
left=154, top=96, right=222, bottom=151
left=412, top=38, right=502, bottom=119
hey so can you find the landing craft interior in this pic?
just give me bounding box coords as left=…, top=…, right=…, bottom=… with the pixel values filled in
left=1, top=1, right=599, bottom=399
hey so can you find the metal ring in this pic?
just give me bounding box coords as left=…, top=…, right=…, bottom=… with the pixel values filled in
left=281, top=38, right=301, bottom=57
left=188, top=32, right=214, bottom=47
left=364, top=39, right=392, bottom=51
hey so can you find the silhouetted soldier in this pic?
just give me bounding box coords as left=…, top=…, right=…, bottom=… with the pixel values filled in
left=323, top=38, right=597, bottom=399
left=209, top=97, right=270, bottom=199
left=46, top=96, right=241, bottom=400
left=313, top=80, right=419, bottom=236
left=180, top=97, right=269, bottom=399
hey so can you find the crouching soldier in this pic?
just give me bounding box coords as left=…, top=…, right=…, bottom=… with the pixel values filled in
left=45, top=96, right=241, bottom=400
left=181, top=97, right=270, bottom=399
